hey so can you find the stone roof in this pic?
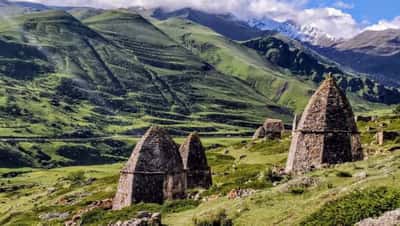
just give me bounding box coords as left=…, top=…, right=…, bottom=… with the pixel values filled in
left=123, top=126, right=183, bottom=173
left=296, top=76, right=358, bottom=133
left=179, top=132, right=209, bottom=170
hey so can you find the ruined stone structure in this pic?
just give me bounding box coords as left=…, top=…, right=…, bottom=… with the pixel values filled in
left=286, top=75, right=363, bottom=174
left=252, top=126, right=266, bottom=140
left=179, top=133, right=212, bottom=189
left=113, top=127, right=186, bottom=210
left=252, top=118, right=284, bottom=140
left=264, top=118, right=285, bottom=139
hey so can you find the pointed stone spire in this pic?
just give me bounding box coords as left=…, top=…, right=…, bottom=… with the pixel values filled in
left=179, top=132, right=212, bottom=189
left=286, top=75, right=363, bottom=174
left=113, top=126, right=186, bottom=210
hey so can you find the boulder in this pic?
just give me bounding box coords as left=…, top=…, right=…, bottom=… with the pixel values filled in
left=356, top=209, right=400, bottom=226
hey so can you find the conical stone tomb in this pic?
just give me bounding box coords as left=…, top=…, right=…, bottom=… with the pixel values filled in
left=179, top=133, right=212, bottom=189
left=113, top=126, right=186, bottom=210
left=286, top=75, right=363, bottom=174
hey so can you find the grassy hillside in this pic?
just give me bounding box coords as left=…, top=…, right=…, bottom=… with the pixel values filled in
left=0, top=10, right=290, bottom=141
left=1, top=116, right=400, bottom=225
left=0, top=10, right=293, bottom=168
left=156, top=18, right=313, bottom=111
left=155, top=18, right=400, bottom=112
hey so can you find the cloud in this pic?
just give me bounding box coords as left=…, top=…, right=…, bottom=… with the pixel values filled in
left=8, top=0, right=362, bottom=39
left=333, top=1, right=354, bottom=9
left=295, top=8, right=360, bottom=39
left=364, top=17, right=400, bottom=31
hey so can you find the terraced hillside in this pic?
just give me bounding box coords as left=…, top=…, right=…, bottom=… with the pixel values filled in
left=0, top=10, right=290, bottom=140
left=155, top=18, right=400, bottom=111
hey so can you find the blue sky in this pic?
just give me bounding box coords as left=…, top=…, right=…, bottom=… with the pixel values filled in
left=306, top=0, right=399, bottom=24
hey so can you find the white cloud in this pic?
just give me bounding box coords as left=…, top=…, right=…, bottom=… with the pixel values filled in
left=333, top=1, right=354, bottom=9
left=8, top=0, right=362, bottom=39
left=295, top=8, right=360, bottom=39
left=364, top=17, right=400, bottom=31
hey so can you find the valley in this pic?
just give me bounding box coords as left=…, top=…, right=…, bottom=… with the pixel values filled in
left=0, top=2, right=400, bottom=226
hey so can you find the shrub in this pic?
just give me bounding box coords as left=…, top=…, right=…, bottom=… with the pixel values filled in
left=290, top=186, right=305, bottom=195
left=336, top=171, right=352, bottom=178
left=193, top=209, right=233, bottom=226
left=66, top=171, right=86, bottom=184
left=300, top=187, right=400, bottom=226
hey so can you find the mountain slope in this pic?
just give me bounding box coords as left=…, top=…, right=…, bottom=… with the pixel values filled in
left=0, top=10, right=290, bottom=140
left=152, top=8, right=272, bottom=41
left=311, top=29, right=400, bottom=87
left=242, top=36, right=400, bottom=105
left=155, top=18, right=400, bottom=111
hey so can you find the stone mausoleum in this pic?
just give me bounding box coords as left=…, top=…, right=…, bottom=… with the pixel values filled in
left=286, top=75, right=363, bottom=174
left=113, top=126, right=186, bottom=210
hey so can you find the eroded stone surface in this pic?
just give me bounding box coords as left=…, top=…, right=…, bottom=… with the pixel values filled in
left=286, top=76, right=363, bottom=174
left=263, top=118, right=284, bottom=139
left=113, top=127, right=186, bottom=210
left=356, top=209, right=400, bottom=226
left=179, top=133, right=212, bottom=189
left=252, top=126, right=266, bottom=140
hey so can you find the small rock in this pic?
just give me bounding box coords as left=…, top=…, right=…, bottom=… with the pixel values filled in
left=136, top=211, right=151, bottom=218
left=355, top=172, right=368, bottom=180
left=356, top=208, right=400, bottom=226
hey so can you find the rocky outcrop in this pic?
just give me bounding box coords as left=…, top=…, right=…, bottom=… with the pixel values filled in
left=356, top=209, right=400, bottom=226
left=113, top=127, right=186, bottom=210
left=179, top=133, right=212, bottom=189
left=286, top=75, right=363, bottom=174
left=109, top=212, right=162, bottom=226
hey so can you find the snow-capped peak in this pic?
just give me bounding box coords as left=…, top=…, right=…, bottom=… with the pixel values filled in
left=248, top=17, right=339, bottom=46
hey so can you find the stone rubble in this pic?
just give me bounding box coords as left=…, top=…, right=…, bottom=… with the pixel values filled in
left=108, top=212, right=162, bottom=226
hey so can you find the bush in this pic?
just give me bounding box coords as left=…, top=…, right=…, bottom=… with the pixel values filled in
left=300, top=187, right=400, bottom=226
left=66, top=171, right=86, bottom=184
left=193, top=209, right=233, bottom=226
left=335, top=171, right=352, bottom=178
left=290, top=186, right=305, bottom=195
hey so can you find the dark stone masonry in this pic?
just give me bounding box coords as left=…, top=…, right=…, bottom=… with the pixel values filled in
left=179, top=133, right=212, bottom=189
left=286, top=75, right=363, bottom=174
left=113, top=126, right=186, bottom=210
left=252, top=118, right=284, bottom=140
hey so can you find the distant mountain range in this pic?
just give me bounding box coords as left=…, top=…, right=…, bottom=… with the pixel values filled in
left=248, top=18, right=339, bottom=46
left=152, top=7, right=400, bottom=88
